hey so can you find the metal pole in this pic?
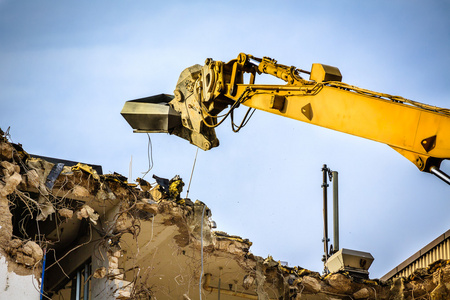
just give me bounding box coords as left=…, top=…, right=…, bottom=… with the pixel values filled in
left=71, top=277, right=76, bottom=300
left=84, top=262, right=90, bottom=300
left=332, top=171, right=339, bottom=253
left=39, top=249, right=47, bottom=300
left=76, top=269, right=81, bottom=300
left=322, top=164, right=329, bottom=262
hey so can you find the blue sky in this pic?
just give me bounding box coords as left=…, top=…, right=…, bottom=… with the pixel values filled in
left=1, top=0, right=449, bottom=278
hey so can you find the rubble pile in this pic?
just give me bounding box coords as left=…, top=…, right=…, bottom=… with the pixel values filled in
left=265, top=258, right=450, bottom=299
left=0, top=127, right=449, bottom=299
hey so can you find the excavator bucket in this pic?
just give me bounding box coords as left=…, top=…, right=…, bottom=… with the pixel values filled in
left=121, top=64, right=220, bottom=151
left=121, top=91, right=220, bottom=150
left=121, top=94, right=181, bottom=133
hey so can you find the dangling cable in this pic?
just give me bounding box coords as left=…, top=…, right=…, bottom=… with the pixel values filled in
left=186, top=148, right=199, bottom=199
left=141, top=133, right=154, bottom=179
left=231, top=107, right=256, bottom=133
left=200, top=88, right=251, bottom=128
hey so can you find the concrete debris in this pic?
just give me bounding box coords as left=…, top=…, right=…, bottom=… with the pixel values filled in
left=431, top=282, right=448, bottom=300
left=0, top=170, right=21, bottom=197
left=7, top=239, right=43, bottom=267
left=72, top=184, right=91, bottom=198
left=243, top=274, right=255, bottom=289
left=326, top=273, right=353, bottom=293
left=58, top=208, right=74, bottom=219
left=36, top=198, right=56, bottom=221
left=93, top=267, right=107, bottom=278
left=22, top=240, right=44, bottom=262
left=135, top=198, right=158, bottom=215
left=1, top=128, right=450, bottom=300
left=25, top=169, right=40, bottom=189
left=76, top=204, right=99, bottom=224
left=0, top=139, right=14, bottom=160
left=8, top=238, right=23, bottom=249
left=1, top=161, right=20, bottom=176
left=353, top=287, right=370, bottom=299
left=301, top=276, right=322, bottom=293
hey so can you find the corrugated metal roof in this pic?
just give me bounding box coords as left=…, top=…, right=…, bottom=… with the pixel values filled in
left=381, top=229, right=450, bottom=281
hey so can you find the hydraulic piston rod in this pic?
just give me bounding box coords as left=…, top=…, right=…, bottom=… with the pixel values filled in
left=430, top=166, right=450, bottom=185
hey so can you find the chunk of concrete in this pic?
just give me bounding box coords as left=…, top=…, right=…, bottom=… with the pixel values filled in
left=327, top=273, right=353, bottom=293
left=301, top=276, right=322, bottom=293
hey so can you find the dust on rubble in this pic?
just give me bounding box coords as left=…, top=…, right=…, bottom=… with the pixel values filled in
left=1, top=128, right=450, bottom=299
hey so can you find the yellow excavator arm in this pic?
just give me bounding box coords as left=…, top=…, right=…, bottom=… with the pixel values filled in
left=121, top=53, right=450, bottom=184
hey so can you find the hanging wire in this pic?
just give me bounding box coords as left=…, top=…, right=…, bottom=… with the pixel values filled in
left=186, top=148, right=199, bottom=199
left=140, top=133, right=154, bottom=179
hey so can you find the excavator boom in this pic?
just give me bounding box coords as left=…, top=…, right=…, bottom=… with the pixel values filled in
left=121, top=53, right=450, bottom=184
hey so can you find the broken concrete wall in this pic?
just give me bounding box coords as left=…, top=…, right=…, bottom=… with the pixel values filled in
left=0, top=128, right=135, bottom=299
left=1, top=127, right=450, bottom=300
left=0, top=131, right=42, bottom=298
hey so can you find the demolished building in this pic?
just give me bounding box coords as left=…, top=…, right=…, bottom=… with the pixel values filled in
left=1, top=127, right=450, bottom=300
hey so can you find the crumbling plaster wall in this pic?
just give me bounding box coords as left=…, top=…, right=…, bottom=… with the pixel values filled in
left=0, top=132, right=42, bottom=298
left=1, top=128, right=450, bottom=300
left=0, top=255, right=41, bottom=298
left=0, top=128, right=136, bottom=299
